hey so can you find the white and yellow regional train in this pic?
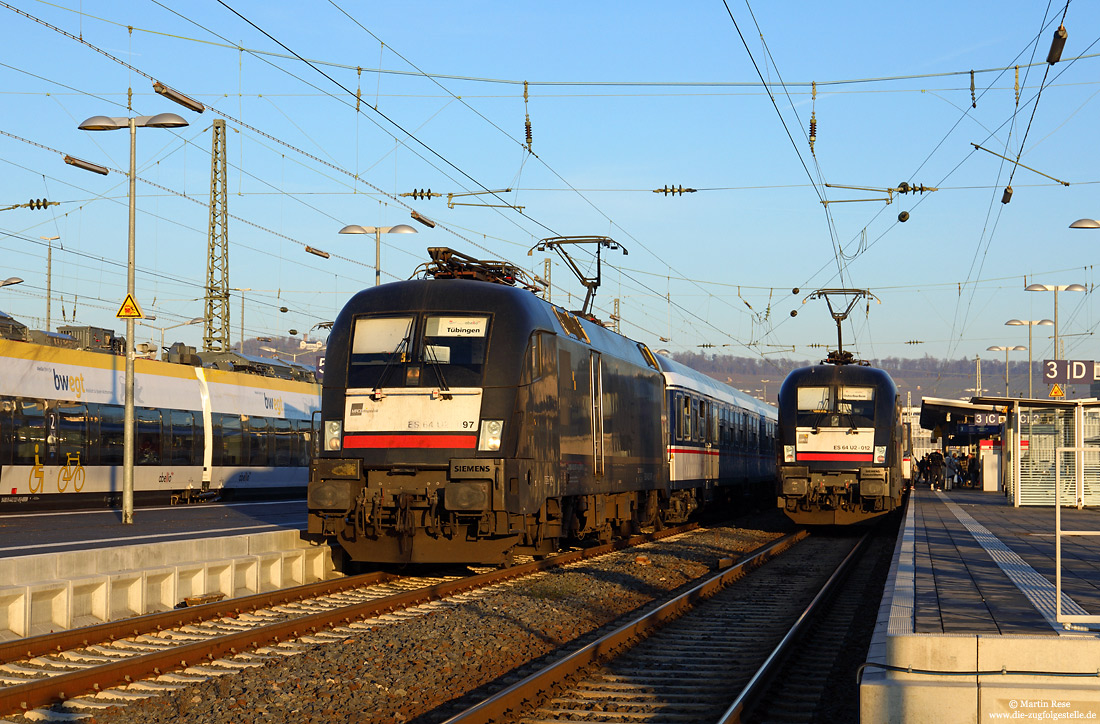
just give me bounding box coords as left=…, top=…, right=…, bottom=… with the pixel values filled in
left=0, top=337, right=319, bottom=511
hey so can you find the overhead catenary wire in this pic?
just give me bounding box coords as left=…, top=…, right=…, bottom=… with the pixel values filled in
left=3, top=1, right=1098, bottom=359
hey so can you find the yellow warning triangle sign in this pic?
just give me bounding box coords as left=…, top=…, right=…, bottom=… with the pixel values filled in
left=1049, top=383, right=1066, bottom=398
left=116, top=293, right=144, bottom=319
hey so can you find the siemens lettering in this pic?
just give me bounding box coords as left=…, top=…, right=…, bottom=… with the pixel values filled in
left=53, top=370, right=86, bottom=399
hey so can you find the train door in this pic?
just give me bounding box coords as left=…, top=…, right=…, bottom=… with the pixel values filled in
left=590, top=351, right=604, bottom=479
left=703, top=400, right=718, bottom=481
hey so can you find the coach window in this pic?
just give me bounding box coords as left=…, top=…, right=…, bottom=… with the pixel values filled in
left=294, top=419, right=312, bottom=466
left=681, top=396, right=692, bottom=440
left=219, top=414, right=242, bottom=466
left=12, top=399, right=47, bottom=465
left=136, top=409, right=162, bottom=464
left=99, top=405, right=124, bottom=465
left=248, top=416, right=270, bottom=467
left=55, top=402, right=86, bottom=462
left=0, top=400, right=12, bottom=466
left=168, top=410, right=195, bottom=465
left=273, top=417, right=293, bottom=466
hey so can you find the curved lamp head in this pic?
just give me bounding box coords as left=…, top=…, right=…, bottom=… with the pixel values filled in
left=339, top=224, right=418, bottom=235
left=1069, top=218, right=1100, bottom=229
left=1026, top=283, right=1086, bottom=293
left=0, top=277, right=23, bottom=288
left=144, top=112, right=189, bottom=129
left=78, top=115, right=126, bottom=131
left=1006, top=319, right=1055, bottom=326
left=78, top=113, right=188, bottom=131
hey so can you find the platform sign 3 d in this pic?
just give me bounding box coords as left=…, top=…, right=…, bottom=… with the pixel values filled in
left=1042, top=360, right=1100, bottom=385
left=115, top=294, right=144, bottom=319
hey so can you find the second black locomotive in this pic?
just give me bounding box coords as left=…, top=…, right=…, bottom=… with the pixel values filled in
left=775, top=351, right=904, bottom=525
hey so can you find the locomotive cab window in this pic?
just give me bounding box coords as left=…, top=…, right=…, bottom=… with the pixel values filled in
left=349, top=314, right=490, bottom=389
left=349, top=315, right=415, bottom=388
left=838, top=386, right=876, bottom=426
left=421, top=315, right=489, bottom=388
left=796, top=385, right=875, bottom=427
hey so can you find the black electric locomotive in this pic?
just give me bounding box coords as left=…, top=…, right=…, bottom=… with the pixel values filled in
left=775, top=351, right=904, bottom=525
left=307, top=248, right=775, bottom=565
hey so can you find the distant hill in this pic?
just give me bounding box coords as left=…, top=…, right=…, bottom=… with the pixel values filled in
left=669, top=352, right=1093, bottom=405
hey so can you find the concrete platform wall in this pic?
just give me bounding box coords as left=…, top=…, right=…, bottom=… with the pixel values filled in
left=0, top=530, right=338, bottom=639
left=861, top=494, right=1100, bottom=722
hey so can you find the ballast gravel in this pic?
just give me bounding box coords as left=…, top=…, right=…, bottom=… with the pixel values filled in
left=41, top=511, right=795, bottom=724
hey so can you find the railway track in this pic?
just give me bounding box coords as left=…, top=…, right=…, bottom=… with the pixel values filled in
left=0, top=523, right=697, bottom=720
left=438, top=528, right=879, bottom=724
left=740, top=512, right=901, bottom=723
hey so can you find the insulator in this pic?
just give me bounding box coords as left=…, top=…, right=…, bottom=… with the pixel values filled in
left=898, top=211, right=910, bottom=223
left=525, top=115, right=532, bottom=147
left=970, top=70, right=976, bottom=109
left=898, top=181, right=909, bottom=194
left=1001, top=186, right=1013, bottom=204
left=1047, top=25, right=1067, bottom=65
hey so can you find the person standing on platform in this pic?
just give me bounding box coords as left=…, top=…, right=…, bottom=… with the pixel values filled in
left=928, top=450, right=944, bottom=490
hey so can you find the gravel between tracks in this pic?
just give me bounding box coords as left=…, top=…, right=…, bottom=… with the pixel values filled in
left=30, top=510, right=795, bottom=724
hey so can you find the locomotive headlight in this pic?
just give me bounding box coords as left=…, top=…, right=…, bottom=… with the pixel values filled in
left=478, top=419, right=503, bottom=451
left=325, top=420, right=343, bottom=451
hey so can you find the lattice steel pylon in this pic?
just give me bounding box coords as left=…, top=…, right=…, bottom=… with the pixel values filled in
left=204, top=118, right=230, bottom=352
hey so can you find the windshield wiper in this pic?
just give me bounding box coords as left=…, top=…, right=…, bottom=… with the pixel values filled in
left=372, top=335, right=411, bottom=395
left=423, top=345, right=451, bottom=397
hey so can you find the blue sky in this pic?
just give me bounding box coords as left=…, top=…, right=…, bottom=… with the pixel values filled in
left=1, top=1, right=1098, bottom=369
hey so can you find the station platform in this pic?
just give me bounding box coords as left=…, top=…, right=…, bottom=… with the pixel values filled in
left=861, top=488, right=1100, bottom=722
left=0, top=500, right=337, bottom=640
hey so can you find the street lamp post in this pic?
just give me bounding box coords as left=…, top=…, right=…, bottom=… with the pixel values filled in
left=1025, top=283, right=1086, bottom=363
left=79, top=97, right=196, bottom=525
left=138, top=317, right=204, bottom=355
left=986, top=345, right=1027, bottom=397
left=338, top=224, right=418, bottom=286
left=260, top=345, right=311, bottom=363
left=1006, top=319, right=1054, bottom=398
left=0, top=277, right=23, bottom=289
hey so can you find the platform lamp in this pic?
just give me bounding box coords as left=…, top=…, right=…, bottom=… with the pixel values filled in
left=1005, top=319, right=1054, bottom=398
left=0, top=277, right=23, bottom=288
left=1024, top=283, right=1086, bottom=363
left=78, top=82, right=201, bottom=525
left=986, top=345, right=1027, bottom=398
left=338, top=223, right=418, bottom=286
left=1069, top=218, right=1100, bottom=229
